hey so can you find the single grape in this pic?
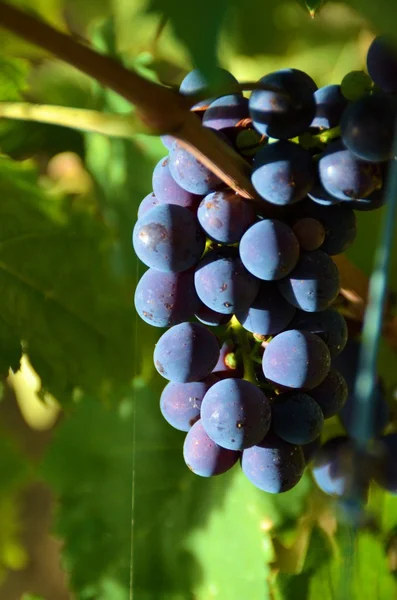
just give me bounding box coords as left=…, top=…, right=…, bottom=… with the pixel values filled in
left=202, top=94, right=249, bottom=130
left=311, top=84, right=348, bottom=129
left=278, top=250, right=340, bottom=313
left=310, top=369, right=348, bottom=419
left=249, top=69, right=316, bottom=139
left=194, top=247, right=260, bottom=314
left=308, top=180, right=341, bottom=206
left=239, top=219, right=299, bottom=281
left=302, top=436, right=321, bottom=463
left=201, top=378, right=271, bottom=450
left=318, top=141, right=382, bottom=201
left=262, top=330, right=331, bottom=390
left=152, top=156, right=202, bottom=210
left=312, top=436, right=356, bottom=496
left=168, top=139, right=224, bottom=195
left=212, top=340, right=243, bottom=379
left=160, top=377, right=216, bottom=431
left=180, top=67, right=239, bottom=109
left=183, top=420, right=240, bottom=477
left=366, top=35, right=397, bottom=94
left=252, top=141, right=315, bottom=205
left=161, top=135, right=175, bottom=150
left=241, top=432, right=305, bottom=493
left=132, top=204, right=205, bottom=273
left=153, top=322, right=220, bottom=382
left=340, top=93, right=397, bottom=162
left=340, top=70, right=373, bottom=102
left=137, top=192, right=160, bottom=218
left=293, top=218, right=326, bottom=251
left=195, top=302, right=231, bottom=327
left=236, top=281, right=295, bottom=335
left=290, top=309, right=348, bottom=357
left=373, top=434, right=397, bottom=493
left=134, top=268, right=198, bottom=327
left=236, top=128, right=264, bottom=157
left=301, top=202, right=357, bottom=256
left=197, top=190, right=255, bottom=244
left=271, top=392, right=324, bottom=445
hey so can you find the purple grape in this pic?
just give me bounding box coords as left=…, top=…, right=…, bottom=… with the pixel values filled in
left=212, top=340, right=243, bottom=379
left=271, top=392, right=324, bottom=445
left=301, top=202, right=357, bottom=256
left=249, top=69, right=316, bottom=139
left=168, top=140, right=224, bottom=195
left=239, top=219, right=299, bottom=281
left=241, top=432, right=305, bottom=493
left=302, top=436, right=321, bottom=463
left=183, top=420, right=240, bottom=477
left=310, top=369, right=348, bottom=419
left=200, top=378, right=271, bottom=450
left=160, top=377, right=217, bottom=431
left=312, top=436, right=355, bottom=496
left=262, top=330, right=331, bottom=390
left=152, top=156, right=202, bottom=210
left=366, top=35, right=397, bottom=94
left=197, top=190, right=255, bottom=244
left=290, top=309, right=348, bottom=357
left=292, top=218, right=326, bottom=251
left=132, top=204, right=205, bottom=273
left=195, top=302, right=231, bottom=327
left=194, top=247, right=260, bottom=314
left=311, top=84, right=348, bottom=130
left=373, top=434, right=397, bottom=493
left=252, top=141, right=315, bottom=205
left=153, top=322, right=220, bottom=382
left=179, top=68, right=239, bottom=109
left=278, top=250, right=340, bottom=312
left=202, top=94, right=249, bottom=130
left=137, top=192, right=160, bottom=218
left=236, top=281, right=295, bottom=335
left=134, top=268, right=198, bottom=327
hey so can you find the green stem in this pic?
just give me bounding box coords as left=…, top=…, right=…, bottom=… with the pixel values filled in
left=230, top=317, right=256, bottom=383
left=0, top=102, right=153, bottom=137
left=313, top=125, right=341, bottom=144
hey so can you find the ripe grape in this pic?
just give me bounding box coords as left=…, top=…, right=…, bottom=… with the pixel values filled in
left=271, top=392, right=324, bottom=445
left=366, top=35, right=397, bottom=94
left=153, top=322, right=220, bottom=382
left=200, top=378, right=271, bottom=450
left=302, top=202, right=357, bottom=255
left=152, top=156, right=202, bottom=210
left=310, top=369, right=348, bottom=419
left=236, top=281, right=295, bottom=335
left=241, top=433, right=305, bottom=493
left=318, top=141, right=382, bottom=201
left=134, top=268, right=198, bottom=327
left=132, top=204, right=205, bottom=272
left=197, top=190, right=255, bottom=244
left=262, top=330, right=331, bottom=390
left=202, top=94, right=249, bottom=130
left=312, top=436, right=355, bottom=496
left=160, top=378, right=216, bottom=431
left=373, top=434, right=397, bottom=493
left=292, top=217, right=326, bottom=251
left=137, top=192, right=160, bottom=218
left=311, top=84, right=348, bottom=130
left=183, top=420, right=240, bottom=477
left=194, top=247, right=260, bottom=314
left=308, top=180, right=341, bottom=207
left=278, top=250, right=340, bottom=313
left=290, top=309, right=348, bottom=357
left=179, top=67, right=239, bottom=109
left=239, top=219, right=299, bottom=281
left=195, top=302, right=231, bottom=327
left=252, top=141, right=315, bottom=205
left=249, top=69, right=316, bottom=139
left=212, top=340, right=243, bottom=379
left=341, top=94, right=397, bottom=162
left=168, top=139, right=224, bottom=195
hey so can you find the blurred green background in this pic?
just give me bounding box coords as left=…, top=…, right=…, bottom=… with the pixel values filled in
left=1, top=0, right=397, bottom=598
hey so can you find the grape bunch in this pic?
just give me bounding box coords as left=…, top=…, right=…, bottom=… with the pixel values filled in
left=132, top=35, right=396, bottom=495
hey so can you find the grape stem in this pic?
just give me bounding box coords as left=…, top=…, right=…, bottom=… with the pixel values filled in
left=230, top=317, right=256, bottom=383
left=312, top=125, right=341, bottom=144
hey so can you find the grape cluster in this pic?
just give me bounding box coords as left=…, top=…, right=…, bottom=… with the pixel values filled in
left=132, top=36, right=395, bottom=495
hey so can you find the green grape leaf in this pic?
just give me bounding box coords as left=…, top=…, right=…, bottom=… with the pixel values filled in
left=0, top=56, right=29, bottom=101
left=0, top=156, right=136, bottom=401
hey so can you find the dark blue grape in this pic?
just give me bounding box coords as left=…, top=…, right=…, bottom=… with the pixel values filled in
left=310, top=369, right=348, bottom=419
left=160, top=377, right=217, bottom=431
left=153, top=322, right=220, bottom=382
left=236, top=281, right=295, bottom=335
left=312, top=436, right=355, bottom=496
left=197, top=190, right=255, bottom=244
left=252, top=141, right=315, bottom=205
left=262, top=330, right=331, bottom=390
left=308, top=180, right=341, bottom=206
left=278, top=250, right=340, bottom=312
left=239, top=219, right=299, bottom=281
left=373, top=434, right=397, bottom=493
left=318, top=141, right=382, bottom=201
left=292, top=218, right=326, bottom=251
left=341, top=94, right=397, bottom=162
left=290, top=309, right=348, bottom=357
left=212, top=340, right=243, bottom=379
left=152, top=156, right=202, bottom=210
left=249, top=69, right=316, bottom=139
left=168, top=140, right=224, bottom=195
left=200, top=378, right=271, bottom=450
left=132, top=204, right=205, bottom=273
left=180, top=68, right=239, bottom=109
left=311, top=84, right=348, bottom=130
left=202, top=94, right=249, bottom=130
left=241, top=432, right=305, bottom=493
left=194, top=247, right=260, bottom=314
left=195, top=302, right=231, bottom=327
left=301, top=202, right=357, bottom=255
left=302, top=436, right=321, bottom=463
left=183, top=420, right=240, bottom=477
left=134, top=268, right=198, bottom=327
left=271, top=392, right=324, bottom=445
left=137, top=192, right=160, bottom=218
left=367, top=35, right=397, bottom=94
